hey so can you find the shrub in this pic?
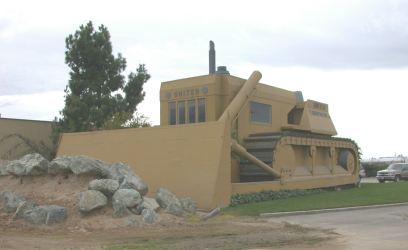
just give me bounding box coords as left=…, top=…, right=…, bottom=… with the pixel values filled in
left=230, top=189, right=325, bottom=206
left=362, top=162, right=388, bottom=177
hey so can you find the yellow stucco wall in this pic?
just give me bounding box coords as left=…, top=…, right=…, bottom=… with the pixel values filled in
left=57, top=121, right=231, bottom=210
left=0, top=118, right=53, bottom=160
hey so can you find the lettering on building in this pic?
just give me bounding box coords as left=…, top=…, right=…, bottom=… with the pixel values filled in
left=166, top=86, right=208, bottom=100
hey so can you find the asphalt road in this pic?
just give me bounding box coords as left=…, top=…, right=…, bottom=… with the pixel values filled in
left=269, top=204, right=408, bottom=250
left=360, top=177, right=379, bottom=183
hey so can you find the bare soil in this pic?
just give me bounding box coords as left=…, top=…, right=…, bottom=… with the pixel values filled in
left=0, top=175, right=344, bottom=249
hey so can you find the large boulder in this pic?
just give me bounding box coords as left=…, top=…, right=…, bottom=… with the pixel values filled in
left=14, top=200, right=38, bottom=219
left=108, top=162, right=148, bottom=196
left=50, top=155, right=109, bottom=177
left=0, top=191, right=26, bottom=213
left=130, top=197, right=160, bottom=215
left=155, top=188, right=184, bottom=216
left=6, top=160, right=25, bottom=176
left=107, top=162, right=133, bottom=182
left=23, top=153, right=49, bottom=175
left=88, top=179, right=119, bottom=196
left=180, top=197, right=197, bottom=214
left=166, top=202, right=184, bottom=216
left=112, top=189, right=143, bottom=218
left=6, top=153, right=48, bottom=176
left=141, top=197, right=160, bottom=211
left=78, top=190, right=107, bottom=214
left=23, top=206, right=47, bottom=224
left=119, top=175, right=148, bottom=196
left=24, top=205, right=67, bottom=225
left=142, top=208, right=158, bottom=224
left=44, top=205, right=67, bottom=224
left=48, top=156, right=73, bottom=175
left=155, top=188, right=181, bottom=209
left=69, top=156, right=110, bottom=177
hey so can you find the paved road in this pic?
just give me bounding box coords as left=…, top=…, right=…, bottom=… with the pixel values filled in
left=269, top=205, right=408, bottom=250
left=360, top=177, right=378, bottom=183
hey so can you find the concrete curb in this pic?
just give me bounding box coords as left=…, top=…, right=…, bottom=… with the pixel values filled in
left=259, top=202, right=408, bottom=218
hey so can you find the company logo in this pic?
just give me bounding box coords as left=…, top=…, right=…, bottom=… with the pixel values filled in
left=166, top=86, right=209, bottom=99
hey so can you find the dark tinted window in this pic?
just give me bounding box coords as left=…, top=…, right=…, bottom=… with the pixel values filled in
left=169, top=102, right=176, bottom=125
left=198, top=98, right=206, bottom=122
left=188, top=100, right=196, bottom=123
left=388, top=164, right=403, bottom=170
left=250, top=101, right=271, bottom=123
left=178, top=101, right=186, bottom=124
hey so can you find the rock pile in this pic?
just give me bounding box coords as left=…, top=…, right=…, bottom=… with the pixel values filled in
left=0, top=191, right=67, bottom=225
left=0, top=153, right=197, bottom=226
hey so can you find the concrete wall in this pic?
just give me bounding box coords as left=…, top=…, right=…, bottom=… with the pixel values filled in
left=57, top=121, right=231, bottom=210
left=0, top=118, right=53, bottom=160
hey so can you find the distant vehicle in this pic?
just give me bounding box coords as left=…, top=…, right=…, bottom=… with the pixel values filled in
left=359, top=164, right=366, bottom=178
left=376, top=163, right=408, bottom=183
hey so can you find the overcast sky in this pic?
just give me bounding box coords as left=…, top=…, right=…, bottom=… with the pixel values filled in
left=1, top=0, right=407, bottom=159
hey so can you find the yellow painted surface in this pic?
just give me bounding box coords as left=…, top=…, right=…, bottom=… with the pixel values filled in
left=58, top=70, right=359, bottom=209
left=58, top=121, right=231, bottom=210
left=230, top=158, right=240, bottom=183
left=160, top=73, right=337, bottom=138
left=232, top=174, right=358, bottom=195
left=160, top=74, right=246, bottom=125
left=0, top=118, right=53, bottom=160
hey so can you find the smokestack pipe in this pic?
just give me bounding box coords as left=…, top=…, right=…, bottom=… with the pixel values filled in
left=209, top=40, right=216, bottom=74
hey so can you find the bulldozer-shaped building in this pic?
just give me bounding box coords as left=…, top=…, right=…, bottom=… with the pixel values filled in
left=58, top=42, right=359, bottom=210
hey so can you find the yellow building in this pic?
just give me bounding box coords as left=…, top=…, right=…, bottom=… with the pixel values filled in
left=58, top=42, right=359, bottom=210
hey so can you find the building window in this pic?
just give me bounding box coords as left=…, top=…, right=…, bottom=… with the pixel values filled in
left=250, top=101, right=271, bottom=123
left=169, top=102, right=176, bottom=125
left=188, top=100, right=196, bottom=123
left=178, top=101, right=186, bottom=124
left=169, top=98, right=205, bottom=125
left=198, top=98, right=206, bottom=122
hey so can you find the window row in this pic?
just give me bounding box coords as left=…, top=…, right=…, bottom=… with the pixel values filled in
left=168, top=100, right=270, bottom=125
left=169, top=98, right=206, bottom=125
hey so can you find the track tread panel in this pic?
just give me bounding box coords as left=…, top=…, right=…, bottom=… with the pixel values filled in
left=238, top=131, right=360, bottom=183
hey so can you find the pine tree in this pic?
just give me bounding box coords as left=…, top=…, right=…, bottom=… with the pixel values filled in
left=58, top=21, right=150, bottom=132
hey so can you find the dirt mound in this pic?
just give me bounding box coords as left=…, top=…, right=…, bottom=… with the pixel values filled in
left=0, top=175, right=342, bottom=250
left=0, top=175, right=185, bottom=232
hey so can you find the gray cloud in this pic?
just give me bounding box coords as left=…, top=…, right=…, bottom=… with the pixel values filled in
left=236, top=30, right=408, bottom=69
left=0, top=31, right=68, bottom=95
left=196, top=0, right=408, bottom=70
left=1, top=0, right=408, bottom=97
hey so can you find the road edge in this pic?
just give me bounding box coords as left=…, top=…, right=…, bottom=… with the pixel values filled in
left=259, top=202, right=408, bottom=217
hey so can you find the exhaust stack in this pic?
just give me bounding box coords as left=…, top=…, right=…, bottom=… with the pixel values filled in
left=209, top=40, right=216, bottom=74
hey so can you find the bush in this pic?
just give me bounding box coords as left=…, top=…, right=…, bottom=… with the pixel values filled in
left=230, top=189, right=325, bottom=206
left=362, top=162, right=388, bottom=177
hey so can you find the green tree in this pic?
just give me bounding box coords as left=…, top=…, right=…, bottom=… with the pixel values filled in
left=58, top=21, right=150, bottom=133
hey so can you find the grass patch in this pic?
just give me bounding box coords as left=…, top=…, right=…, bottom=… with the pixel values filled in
left=104, top=231, right=331, bottom=250
left=223, top=182, right=408, bottom=216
